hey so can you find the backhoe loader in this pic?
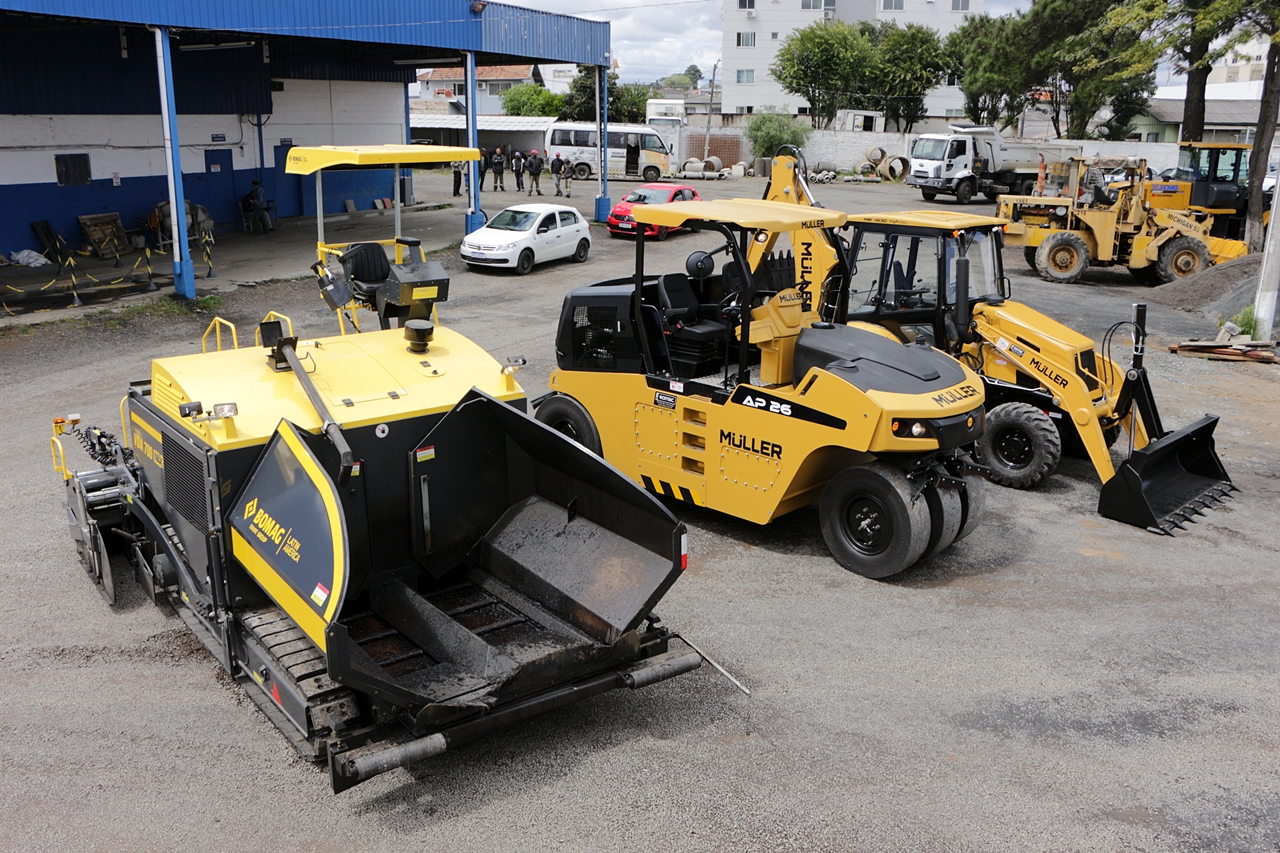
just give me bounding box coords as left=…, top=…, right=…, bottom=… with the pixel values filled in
left=49, top=145, right=708, bottom=793
left=738, top=147, right=1236, bottom=533
left=536, top=198, right=989, bottom=579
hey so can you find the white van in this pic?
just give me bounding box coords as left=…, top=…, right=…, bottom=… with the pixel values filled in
left=544, top=122, right=672, bottom=182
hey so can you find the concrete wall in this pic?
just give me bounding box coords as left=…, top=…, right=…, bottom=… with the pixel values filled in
left=0, top=80, right=406, bottom=255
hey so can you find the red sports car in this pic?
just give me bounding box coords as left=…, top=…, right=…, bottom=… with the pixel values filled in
left=607, top=183, right=701, bottom=239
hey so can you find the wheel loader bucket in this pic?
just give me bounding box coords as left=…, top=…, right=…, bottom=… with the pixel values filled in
left=1098, top=414, right=1236, bottom=534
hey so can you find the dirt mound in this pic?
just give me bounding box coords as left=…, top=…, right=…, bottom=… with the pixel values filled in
left=1145, top=254, right=1261, bottom=317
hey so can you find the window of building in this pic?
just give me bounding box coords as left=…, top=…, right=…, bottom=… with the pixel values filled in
left=951, top=0, right=969, bottom=9
left=944, top=108, right=966, bottom=117
left=736, top=69, right=755, bottom=84
left=771, top=31, right=779, bottom=39
left=797, top=106, right=810, bottom=114
left=489, top=81, right=515, bottom=94
left=55, top=153, right=91, bottom=186
left=735, top=105, right=755, bottom=114
left=738, top=0, right=755, bottom=8
left=882, top=0, right=903, bottom=9
left=737, top=32, right=756, bottom=47
left=945, top=71, right=960, bottom=87
left=452, top=82, right=466, bottom=96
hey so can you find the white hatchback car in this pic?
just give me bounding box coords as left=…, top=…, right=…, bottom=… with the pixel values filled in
left=460, top=204, right=591, bottom=274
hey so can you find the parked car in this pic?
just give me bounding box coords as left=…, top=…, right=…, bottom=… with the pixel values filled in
left=607, top=183, right=701, bottom=239
left=460, top=204, right=591, bottom=275
left=1103, top=165, right=1155, bottom=184
left=1264, top=162, right=1277, bottom=193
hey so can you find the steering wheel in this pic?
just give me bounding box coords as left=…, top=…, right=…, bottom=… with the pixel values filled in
left=892, top=287, right=931, bottom=310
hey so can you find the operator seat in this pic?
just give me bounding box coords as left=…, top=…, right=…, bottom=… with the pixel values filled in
left=656, top=273, right=725, bottom=341
left=341, top=243, right=391, bottom=297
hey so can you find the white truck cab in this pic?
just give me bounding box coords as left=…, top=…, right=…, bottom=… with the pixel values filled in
left=907, top=126, right=1080, bottom=205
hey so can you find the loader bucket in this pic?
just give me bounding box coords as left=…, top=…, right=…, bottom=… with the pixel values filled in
left=1098, top=414, right=1236, bottom=534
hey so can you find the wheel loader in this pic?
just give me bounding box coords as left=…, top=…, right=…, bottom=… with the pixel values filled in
left=1144, top=141, right=1271, bottom=241
left=739, top=148, right=1236, bottom=533
left=995, top=156, right=1248, bottom=284
left=535, top=197, right=989, bottom=580
left=48, top=145, right=709, bottom=793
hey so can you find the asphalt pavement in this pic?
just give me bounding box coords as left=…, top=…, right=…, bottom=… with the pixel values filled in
left=1, top=173, right=1277, bottom=853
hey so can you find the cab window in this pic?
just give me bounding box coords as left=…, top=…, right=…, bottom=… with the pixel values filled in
left=573, top=130, right=595, bottom=147
left=550, top=129, right=573, bottom=147
left=849, top=231, right=888, bottom=310
left=642, top=134, right=667, bottom=153
left=558, top=210, right=578, bottom=227
left=946, top=139, right=967, bottom=159
left=881, top=235, right=939, bottom=312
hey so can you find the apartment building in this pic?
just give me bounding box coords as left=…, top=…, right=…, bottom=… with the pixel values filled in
left=720, top=0, right=980, bottom=123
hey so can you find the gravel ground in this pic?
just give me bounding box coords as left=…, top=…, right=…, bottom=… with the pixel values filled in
left=1, top=177, right=1278, bottom=853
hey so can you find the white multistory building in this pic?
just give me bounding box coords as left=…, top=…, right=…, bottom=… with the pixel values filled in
left=719, top=0, right=980, bottom=123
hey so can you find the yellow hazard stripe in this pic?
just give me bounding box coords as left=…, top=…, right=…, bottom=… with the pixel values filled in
left=130, top=411, right=163, bottom=443
left=231, top=527, right=327, bottom=652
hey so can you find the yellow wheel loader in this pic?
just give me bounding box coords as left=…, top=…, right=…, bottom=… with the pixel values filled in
left=49, top=145, right=711, bottom=793
left=536, top=198, right=989, bottom=579
left=743, top=148, right=1236, bottom=533
left=995, top=156, right=1248, bottom=285
left=1144, top=142, right=1270, bottom=241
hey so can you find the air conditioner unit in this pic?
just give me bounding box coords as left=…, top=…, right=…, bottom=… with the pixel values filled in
left=746, top=9, right=756, bottom=17
left=823, top=9, right=834, bottom=18
left=476, top=81, right=487, bottom=90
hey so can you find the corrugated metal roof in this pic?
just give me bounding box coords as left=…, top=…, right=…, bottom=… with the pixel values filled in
left=419, top=65, right=534, bottom=82
left=0, top=1, right=609, bottom=65
left=411, top=114, right=554, bottom=131
left=1144, top=98, right=1261, bottom=127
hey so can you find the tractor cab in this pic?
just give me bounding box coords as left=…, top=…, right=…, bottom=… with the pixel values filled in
left=1147, top=142, right=1256, bottom=239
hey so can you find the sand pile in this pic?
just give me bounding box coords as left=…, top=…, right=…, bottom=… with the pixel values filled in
left=1145, top=254, right=1263, bottom=321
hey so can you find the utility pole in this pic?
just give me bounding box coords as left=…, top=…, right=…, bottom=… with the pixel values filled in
left=703, top=60, right=719, bottom=162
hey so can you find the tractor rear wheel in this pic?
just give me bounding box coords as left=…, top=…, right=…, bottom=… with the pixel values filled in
left=974, top=402, right=1062, bottom=488
left=819, top=463, right=930, bottom=579
left=534, top=395, right=603, bottom=455
left=1155, top=236, right=1210, bottom=283
left=922, top=482, right=964, bottom=559
left=1035, top=231, right=1090, bottom=283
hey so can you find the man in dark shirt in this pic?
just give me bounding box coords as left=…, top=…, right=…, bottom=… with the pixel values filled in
left=478, top=147, right=489, bottom=192
left=550, top=153, right=564, bottom=196
left=491, top=146, right=506, bottom=191
left=526, top=150, right=544, bottom=196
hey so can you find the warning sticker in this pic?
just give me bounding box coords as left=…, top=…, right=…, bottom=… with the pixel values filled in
left=311, top=582, right=330, bottom=607
left=415, top=445, right=436, bottom=462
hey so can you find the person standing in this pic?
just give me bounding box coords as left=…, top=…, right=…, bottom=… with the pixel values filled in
left=491, top=146, right=506, bottom=191
left=550, top=152, right=564, bottom=196
left=450, top=159, right=464, bottom=197
left=249, top=180, right=273, bottom=234
left=511, top=150, right=525, bottom=193
left=478, top=147, right=489, bottom=192
left=562, top=162, right=573, bottom=199
left=527, top=150, right=544, bottom=196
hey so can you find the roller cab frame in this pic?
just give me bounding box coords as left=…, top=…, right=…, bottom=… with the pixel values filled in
left=540, top=197, right=989, bottom=579
left=49, top=153, right=704, bottom=791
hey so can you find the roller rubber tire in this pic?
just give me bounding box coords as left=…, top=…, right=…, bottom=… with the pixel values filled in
left=516, top=248, right=535, bottom=276
left=922, top=482, right=964, bottom=559
left=1034, top=231, right=1090, bottom=283
left=1155, top=235, right=1210, bottom=283
left=819, top=463, right=930, bottom=579
left=975, top=402, right=1062, bottom=489
left=534, top=395, right=603, bottom=455
left=642, top=166, right=661, bottom=182
left=955, top=181, right=974, bottom=205
left=572, top=239, right=590, bottom=263
left=955, top=472, right=985, bottom=543
left=922, top=190, right=938, bottom=202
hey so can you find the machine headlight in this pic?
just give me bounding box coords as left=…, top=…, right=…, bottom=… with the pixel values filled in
left=891, top=419, right=931, bottom=438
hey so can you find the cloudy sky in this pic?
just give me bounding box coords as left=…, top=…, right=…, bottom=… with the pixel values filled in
left=528, top=0, right=1028, bottom=84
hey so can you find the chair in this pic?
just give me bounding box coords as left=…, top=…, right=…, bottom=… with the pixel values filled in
left=340, top=243, right=391, bottom=298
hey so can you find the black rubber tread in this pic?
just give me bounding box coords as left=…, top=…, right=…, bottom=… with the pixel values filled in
left=573, top=162, right=591, bottom=180
left=921, top=190, right=938, bottom=201
left=1034, top=231, right=1090, bottom=283
left=642, top=166, right=661, bottom=182
left=1128, top=264, right=1160, bottom=285
left=1057, top=420, right=1121, bottom=460
left=974, top=402, right=1062, bottom=489
left=819, top=462, right=930, bottom=579
left=983, top=190, right=1000, bottom=201
left=516, top=248, right=535, bottom=275
left=955, top=180, right=974, bottom=205
left=922, top=481, right=964, bottom=559
left=572, top=239, right=590, bottom=263
left=1023, top=246, right=1038, bottom=269
left=955, top=472, right=985, bottom=543
left=1019, top=179, right=1038, bottom=196
left=533, top=394, right=603, bottom=455
left=656, top=225, right=669, bottom=242
left=1155, top=235, right=1210, bottom=283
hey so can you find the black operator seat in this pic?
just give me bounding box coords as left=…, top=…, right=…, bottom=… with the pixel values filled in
left=341, top=243, right=391, bottom=297
left=656, top=273, right=726, bottom=341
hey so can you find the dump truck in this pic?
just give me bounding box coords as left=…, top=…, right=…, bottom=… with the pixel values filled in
left=534, top=197, right=988, bottom=579
left=907, top=125, right=1081, bottom=204
left=741, top=148, right=1236, bottom=533
left=998, top=156, right=1248, bottom=284
left=49, top=145, right=708, bottom=793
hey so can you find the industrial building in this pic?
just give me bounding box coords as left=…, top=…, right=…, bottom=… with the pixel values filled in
left=0, top=1, right=610, bottom=297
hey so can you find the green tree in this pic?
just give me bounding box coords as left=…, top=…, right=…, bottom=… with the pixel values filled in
left=684, top=64, right=703, bottom=87
left=875, top=24, right=946, bottom=132
left=947, top=15, right=1034, bottom=128
left=500, top=83, right=565, bottom=117
left=770, top=20, right=878, bottom=128
left=662, top=73, right=693, bottom=90
left=743, top=112, right=814, bottom=159
left=560, top=66, right=650, bottom=122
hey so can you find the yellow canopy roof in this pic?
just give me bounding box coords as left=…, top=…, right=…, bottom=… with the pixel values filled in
left=285, top=144, right=480, bottom=175
left=632, top=198, right=849, bottom=230
left=845, top=211, right=1008, bottom=231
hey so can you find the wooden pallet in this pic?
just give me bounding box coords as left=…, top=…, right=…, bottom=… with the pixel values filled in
left=78, top=213, right=132, bottom=260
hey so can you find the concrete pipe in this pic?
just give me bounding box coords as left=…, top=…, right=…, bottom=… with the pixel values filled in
left=704, top=156, right=723, bottom=172
left=878, top=155, right=910, bottom=181
left=866, top=146, right=887, bottom=165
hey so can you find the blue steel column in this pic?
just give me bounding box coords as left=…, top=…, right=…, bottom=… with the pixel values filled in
left=153, top=26, right=194, bottom=298
left=463, top=51, right=484, bottom=234
left=594, top=65, right=611, bottom=223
